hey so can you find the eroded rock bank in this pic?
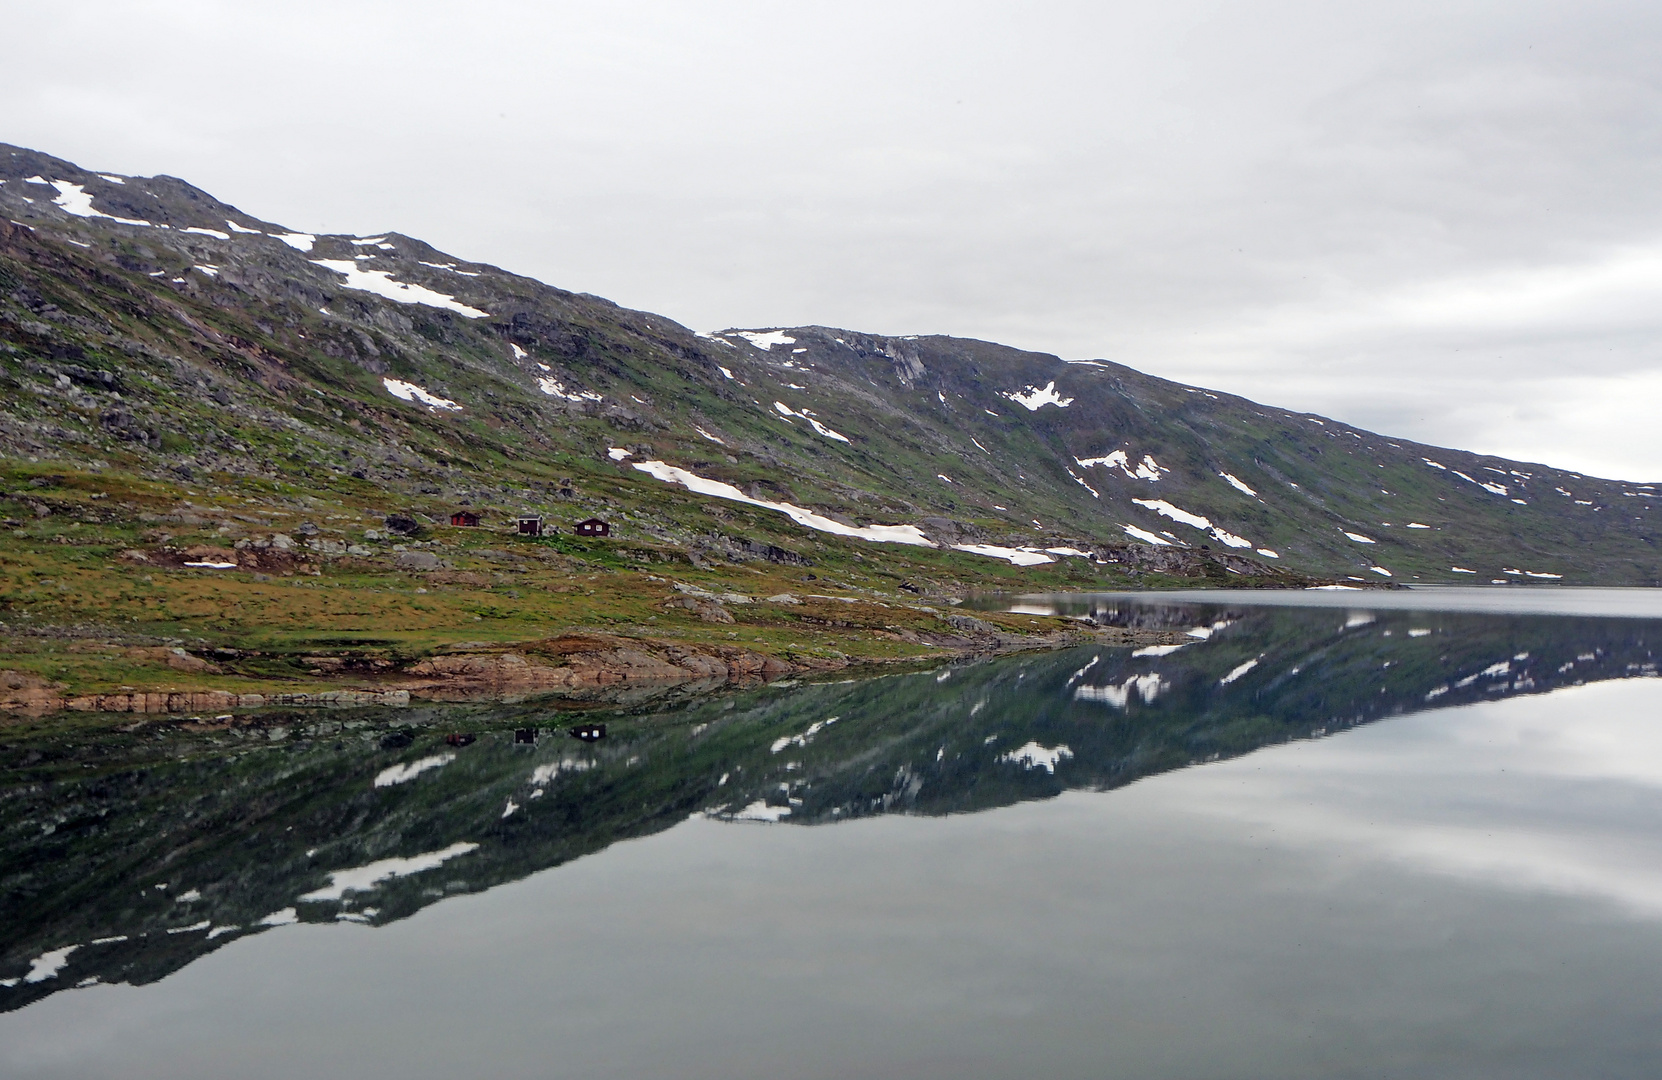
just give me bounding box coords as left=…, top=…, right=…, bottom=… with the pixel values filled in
left=398, top=633, right=811, bottom=703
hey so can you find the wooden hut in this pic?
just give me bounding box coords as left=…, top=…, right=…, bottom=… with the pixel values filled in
left=517, top=514, right=545, bottom=536
left=575, top=517, right=611, bottom=537
left=450, top=510, right=480, bottom=527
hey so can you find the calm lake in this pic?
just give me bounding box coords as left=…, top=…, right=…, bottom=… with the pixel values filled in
left=4, top=587, right=1662, bottom=1078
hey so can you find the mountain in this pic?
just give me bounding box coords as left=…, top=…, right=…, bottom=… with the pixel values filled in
left=0, top=142, right=1658, bottom=703
left=3, top=142, right=1656, bottom=583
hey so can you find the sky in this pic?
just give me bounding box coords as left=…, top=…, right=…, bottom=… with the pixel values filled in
left=4, top=0, right=1661, bottom=479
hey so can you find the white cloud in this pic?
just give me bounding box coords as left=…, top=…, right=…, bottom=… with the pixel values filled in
left=6, top=2, right=1661, bottom=475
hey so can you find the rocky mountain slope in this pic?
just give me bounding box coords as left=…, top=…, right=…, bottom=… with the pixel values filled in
left=2, top=142, right=1655, bottom=587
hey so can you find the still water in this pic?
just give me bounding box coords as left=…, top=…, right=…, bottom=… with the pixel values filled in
left=4, top=588, right=1662, bottom=1077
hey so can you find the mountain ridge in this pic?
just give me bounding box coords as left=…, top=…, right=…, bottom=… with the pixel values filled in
left=0, top=140, right=1657, bottom=708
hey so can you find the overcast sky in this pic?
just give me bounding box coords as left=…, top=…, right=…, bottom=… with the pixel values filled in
left=6, top=1, right=1661, bottom=479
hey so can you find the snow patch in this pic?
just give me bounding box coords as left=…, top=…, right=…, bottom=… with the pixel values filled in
left=1121, top=524, right=1171, bottom=546
left=772, top=401, right=849, bottom=442
left=731, top=800, right=791, bottom=822
left=733, top=330, right=796, bottom=351
left=537, top=376, right=602, bottom=403
left=1134, top=499, right=1210, bottom=529
left=952, top=544, right=1055, bottom=566
left=1132, top=499, right=1253, bottom=548
left=1001, top=381, right=1074, bottom=411
left=225, top=219, right=262, bottom=234
left=373, top=753, right=455, bottom=788
left=382, top=377, right=462, bottom=412
left=771, top=717, right=839, bottom=753
left=418, top=260, right=480, bottom=276
left=607, top=447, right=631, bottom=461
left=1343, top=531, right=1376, bottom=544
left=23, top=945, right=79, bottom=984
left=181, top=226, right=230, bottom=239
left=312, top=259, right=488, bottom=317
left=632, top=460, right=934, bottom=547
left=49, top=180, right=151, bottom=226
left=1219, top=472, right=1257, bottom=496
left=1078, top=449, right=1166, bottom=481
left=999, top=741, right=1074, bottom=772
left=270, top=232, right=316, bottom=251
left=299, top=843, right=479, bottom=902
left=1220, top=658, right=1259, bottom=685
left=1076, top=674, right=1163, bottom=708
left=1078, top=449, right=1129, bottom=470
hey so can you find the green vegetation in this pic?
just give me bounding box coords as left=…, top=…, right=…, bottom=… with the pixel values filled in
left=2, top=142, right=1653, bottom=711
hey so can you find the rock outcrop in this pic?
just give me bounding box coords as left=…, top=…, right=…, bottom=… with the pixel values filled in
left=398, top=633, right=805, bottom=702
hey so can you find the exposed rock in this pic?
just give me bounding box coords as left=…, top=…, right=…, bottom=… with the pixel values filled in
left=397, top=633, right=805, bottom=702
left=662, top=595, right=735, bottom=623
left=384, top=514, right=423, bottom=537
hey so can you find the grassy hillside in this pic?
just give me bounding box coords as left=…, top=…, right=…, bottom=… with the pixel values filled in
left=0, top=142, right=1655, bottom=706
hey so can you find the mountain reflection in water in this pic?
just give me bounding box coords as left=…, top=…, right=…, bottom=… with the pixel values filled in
left=2, top=596, right=1657, bottom=1011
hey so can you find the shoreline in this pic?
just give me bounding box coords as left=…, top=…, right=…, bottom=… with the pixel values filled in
left=1, top=621, right=1189, bottom=720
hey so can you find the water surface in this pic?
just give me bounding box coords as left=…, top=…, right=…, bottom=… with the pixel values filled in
left=3, top=589, right=1660, bottom=1077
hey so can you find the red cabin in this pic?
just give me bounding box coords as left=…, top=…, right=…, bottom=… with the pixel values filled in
left=575, top=518, right=611, bottom=537
left=450, top=511, right=480, bottom=527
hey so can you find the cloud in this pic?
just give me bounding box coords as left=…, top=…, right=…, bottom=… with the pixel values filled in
left=3, top=0, right=1660, bottom=475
